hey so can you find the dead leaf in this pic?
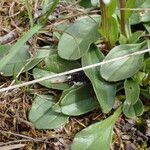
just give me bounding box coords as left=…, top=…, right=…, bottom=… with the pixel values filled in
left=0, top=144, right=26, bottom=150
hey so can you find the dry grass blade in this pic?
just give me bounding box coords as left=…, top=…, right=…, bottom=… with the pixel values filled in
left=0, top=144, right=26, bottom=150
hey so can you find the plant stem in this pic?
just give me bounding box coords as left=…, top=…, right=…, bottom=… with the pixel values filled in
left=100, top=0, right=111, bottom=49
left=119, top=0, right=126, bottom=36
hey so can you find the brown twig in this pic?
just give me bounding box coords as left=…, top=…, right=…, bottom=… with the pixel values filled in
left=0, top=30, right=18, bottom=44
left=0, top=130, right=53, bottom=146
left=9, top=2, right=22, bottom=32
left=114, top=127, right=125, bottom=150
left=0, top=143, right=26, bottom=150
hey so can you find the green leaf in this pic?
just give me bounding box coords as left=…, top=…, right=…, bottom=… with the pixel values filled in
left=107, top=16, right=119, bottom=46
left=0, top=45, right=50, bottom=76
left=123, top=99, right=144, bottom=118
left=40, top=0, right=59, bottom=25
left=135, top=0, right=146, bottom=6
left=124, top=78, right=140, bottom=105
left=99, top=0, right=118, bottom=47
left=144, top=22, right=150, bottom=33
left=0, top=25, right=42, bottom=71
left=79, top=0, right=93, bottom=8
left=127, top=31, right=145, bottom=44
left=0, top=45, right=29, bottom=76
left=24, top=49, right=55, bottom=73
left=125, top=0, right=136, bottom=20
left=105, top=0, right=117, bottom=17
left=100, top=43, right=146, bottom=82
left=59, top=84, right=99, bottom=116
left=53, top=23, right=70, bottom=39
left=79, top=0, right=99, bottom=8
left=71, top=107, right=122, bottom=150
left=58, top=16, right=100, bottom=60
left=141, top=87, right=150, bottom=99
left=42, top=0, right=53, bottom=14
left=82, top=45, right=116, bottom=113
left=144, top=57, right=150, bottom=72
left=0, top=45, right=57, bottom=76
left=130, top=0, right=150, bottom=24
left=52, top=86, right=77, bottom=113
left=132, top=72, right=146, bottom=85
left=33, top=68, right=71, bottom=90
left=29, top=94, right=69, bottom=129
left=44, top=54, right=80, bottom=73
left=119, top=34, right=128, bottom=44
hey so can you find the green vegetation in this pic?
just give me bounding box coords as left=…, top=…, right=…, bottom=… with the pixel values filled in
left=0, top=0, right=149, bottom=149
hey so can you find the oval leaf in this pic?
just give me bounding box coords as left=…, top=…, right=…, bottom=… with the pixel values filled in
left=71, top=107, right=122, bottom=150
left=124, top=78, right=140, bottom=105
left=82, top=45, right=116, bottom=113
left=123, top=99, right=144, bottom=118
left=44, top=54, right=80, bottom=73
left=53, top=23, right=70, bottom=39
left=60, top=84, right=99, bottom=116
left=0, top=45, right=54, bottom=76
left=0, top=45, right=30, bottom=76
left=100, top=43, right=146, bottom=81
left=29, top=95, right=69, bottom=129
left=33, top=68, right=70, bottom=90
left=58, top=16, right=100, bottom=60
left=0, top=25, right=42, bottom=71
left=52, top=86, right=78, bottom=113
left=130, top=0, right=150, bottom=24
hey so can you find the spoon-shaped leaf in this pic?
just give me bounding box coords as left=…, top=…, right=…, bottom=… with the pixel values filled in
left=29, top=94, right=69, bottom=129
left=33, top=68, right=70, bottom=90
left=59, top=84, right=99, bottom=116
left=123, top=99, right=144, bottom=118
left=130, top=0, right=150, bottom=25
left=82, top=45, right=116, bottom=113
left=44, top=54, right=80, bottom=73
left=58, top=16, right=100, bottom=60
left=71, top=107, right=122, bottom=150
left=124, top=78, right=140, bottom=105
left=100, top=42, right=146, bottom=82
